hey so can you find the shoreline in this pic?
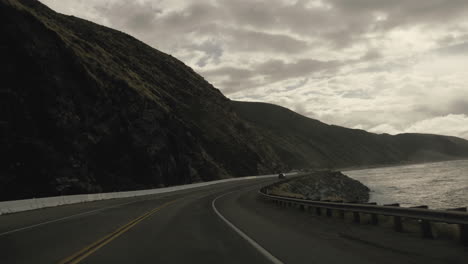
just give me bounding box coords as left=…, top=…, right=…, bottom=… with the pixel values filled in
left=342, top=159, right=468, bottom=209
left=337, top=158, right=468, bottom=173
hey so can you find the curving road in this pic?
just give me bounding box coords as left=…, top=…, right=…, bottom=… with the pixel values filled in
left=0, top=177, right=467, bottom=264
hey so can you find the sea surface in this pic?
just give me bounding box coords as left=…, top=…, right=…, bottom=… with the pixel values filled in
left=344, top=159, right=468, bottom=209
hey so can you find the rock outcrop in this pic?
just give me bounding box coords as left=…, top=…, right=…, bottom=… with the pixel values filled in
left=268, top=171, right=370, bottom=203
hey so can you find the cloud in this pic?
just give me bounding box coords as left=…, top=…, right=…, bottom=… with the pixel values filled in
left=405, top=114, right=468, bottom=138
left=369, top=124, right=402, bottom=135
left=41, top=0, right=468, bottom=139
left=369, top=114, right=468, bottom=139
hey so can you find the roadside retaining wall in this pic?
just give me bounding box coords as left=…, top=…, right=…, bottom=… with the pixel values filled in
left=0, top=173, right=289, bottom=215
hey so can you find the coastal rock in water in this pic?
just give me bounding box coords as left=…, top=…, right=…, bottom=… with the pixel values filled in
left=269, top=171, right=370, bottom=203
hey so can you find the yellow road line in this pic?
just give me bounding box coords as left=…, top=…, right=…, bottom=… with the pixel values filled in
left=58, top=199, right=178, bottom=264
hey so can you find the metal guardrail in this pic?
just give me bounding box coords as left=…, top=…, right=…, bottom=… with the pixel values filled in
left=258, top=186, right=468, bottom=246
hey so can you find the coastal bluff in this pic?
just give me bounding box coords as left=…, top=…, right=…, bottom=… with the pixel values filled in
left=268, top=171, right=370, bottom=203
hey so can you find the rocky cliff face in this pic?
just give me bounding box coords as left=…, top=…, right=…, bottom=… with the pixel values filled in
left=0, top=0, right=284, bottom=200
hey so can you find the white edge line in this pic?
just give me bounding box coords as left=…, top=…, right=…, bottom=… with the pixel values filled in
left=212, top=191, right=284, bottom=264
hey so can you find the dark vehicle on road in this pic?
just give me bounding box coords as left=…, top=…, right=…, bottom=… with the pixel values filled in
left=278, top=173, right=286, bottom=179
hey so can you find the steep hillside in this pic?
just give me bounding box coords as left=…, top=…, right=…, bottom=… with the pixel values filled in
left=232, top=101, right=468, bottom=168
left=0, top=0, right=284, bottom=200
left=2, top=0, right=468, bottom=201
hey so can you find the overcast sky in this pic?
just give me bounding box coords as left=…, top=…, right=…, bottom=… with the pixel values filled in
left=42, top=0, right=468, bottom=139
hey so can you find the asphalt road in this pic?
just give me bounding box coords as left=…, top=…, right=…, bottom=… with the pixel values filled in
left=1, top=177, right=467, bottom=264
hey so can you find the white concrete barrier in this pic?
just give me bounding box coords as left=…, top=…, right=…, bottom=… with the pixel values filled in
left=0, top=173, right=293, bottom=215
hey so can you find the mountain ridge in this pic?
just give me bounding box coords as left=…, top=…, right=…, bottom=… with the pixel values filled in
left=232, top=100, right=468, bottom=169
left=1, top=0, right=468, bottom=200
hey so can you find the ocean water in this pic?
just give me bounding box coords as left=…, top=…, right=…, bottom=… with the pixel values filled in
left=344, top=160, right=468, bottom=209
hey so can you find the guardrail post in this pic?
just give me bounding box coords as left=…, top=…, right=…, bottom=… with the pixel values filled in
left=338, top=210, right=345, bottom=219
left=334, top=201, right=345, bottom=219
left=420, top=220, right=432, bottom=239
left=393, top=216, right=403, bottom=232
left=459, top=224, right=468, bottom=246
left=446, top=208, right=467, bottom=245
left=371, top=214, right=378, bottom=225
left=260, top=189, right=467, bottom=245
left=299, top=204, right=305, bottom=211
left=385, top=203, right=403, bottom=232
left=410, top=206, right=432, bottom=238
left=365, top=203, right=378, bottom=225
left=315, top=207, right=321, bottom=216
left=353, top=212, right=360, bottom=223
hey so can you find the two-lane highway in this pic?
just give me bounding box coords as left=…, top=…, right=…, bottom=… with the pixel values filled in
left=1, top=177, right=467, bottom=264
left=0, top=178, right=275, bottom=264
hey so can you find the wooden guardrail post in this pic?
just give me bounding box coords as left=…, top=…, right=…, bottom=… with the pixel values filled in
left=385, top=203, right=403, bottom=232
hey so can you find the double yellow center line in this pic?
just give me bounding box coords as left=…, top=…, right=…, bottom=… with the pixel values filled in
left=59, top=199, right=178, bottom=264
